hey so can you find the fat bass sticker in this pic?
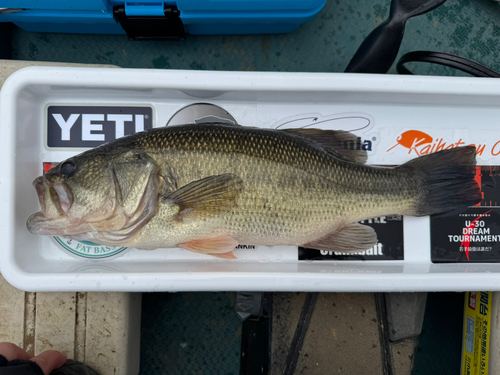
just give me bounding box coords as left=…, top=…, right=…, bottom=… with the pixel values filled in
left=53, top=237, right=127, bottom=259
left=47, top=105, right=153, bottom=148
left=431, top=166, right=500, bottom=263
left=299, top=216, right=404, bottom=261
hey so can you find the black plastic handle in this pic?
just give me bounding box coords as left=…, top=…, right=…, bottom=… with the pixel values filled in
left=345, top=18, right=406, bottom=73
left=345, top=0, right=447, bottom=74
left=397, top=51, right=500, bottom=78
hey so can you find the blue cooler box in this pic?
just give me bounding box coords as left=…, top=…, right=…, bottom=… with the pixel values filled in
left=0, top=0, right=326, bottom=39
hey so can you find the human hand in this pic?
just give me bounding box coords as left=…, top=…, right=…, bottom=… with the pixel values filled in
left=0, top=342, right=67, bottom=375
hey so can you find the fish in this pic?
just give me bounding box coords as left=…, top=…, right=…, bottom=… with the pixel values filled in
left=26, top=123, right=481, bottom=259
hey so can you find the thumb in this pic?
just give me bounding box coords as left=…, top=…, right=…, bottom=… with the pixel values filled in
left=30, top=350, right=67, bottom=375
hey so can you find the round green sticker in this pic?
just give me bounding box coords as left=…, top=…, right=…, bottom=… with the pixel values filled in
left=53, top=237, right=128, bottom=259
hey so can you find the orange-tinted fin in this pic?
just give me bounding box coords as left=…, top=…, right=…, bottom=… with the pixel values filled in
left=302, top=223, right=377, bottom=253
left=179, top=235, right=238, bottom=254
left=209, top=251, right=237, bottom=259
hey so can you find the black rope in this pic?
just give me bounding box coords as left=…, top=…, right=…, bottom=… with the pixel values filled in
left=397, top=50, right=500, bottom=78
left=282, top=292, right=319, bottom=375
left=375, top=293, right=394, bottom=375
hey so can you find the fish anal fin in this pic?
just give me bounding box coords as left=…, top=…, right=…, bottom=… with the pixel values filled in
left=179, top=235, right=238, bottom=254
left=302, top=223, right=377, bottom=253
left=283, top=128, right=368, bottom=164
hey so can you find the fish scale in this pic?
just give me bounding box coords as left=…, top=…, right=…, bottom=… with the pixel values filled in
left=122, top=124, right=419, bottom=248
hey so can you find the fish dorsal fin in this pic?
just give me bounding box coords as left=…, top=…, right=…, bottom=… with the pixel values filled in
left=302, top=223, right=377, bottom=253
left=283, top=129, right=368, bottom=164
left=163, top=174, right=244, bottom=221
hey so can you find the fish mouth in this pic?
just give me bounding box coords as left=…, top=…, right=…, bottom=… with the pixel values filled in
left=27, top=176, right=76, bottom=235
left=33, top=176, right=73, bottom=217
left=27, top=170, right=159, bottom=243
left=27, top=211, right=73, bottom=235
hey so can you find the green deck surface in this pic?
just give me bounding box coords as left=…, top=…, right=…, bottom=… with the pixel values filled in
left=11, top=0, right=500, bottom=74
left=141, top=292, right=241, bottom=375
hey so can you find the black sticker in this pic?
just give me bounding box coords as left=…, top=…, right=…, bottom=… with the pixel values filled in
left=431, top=166, right=500, bottom=263
left=298, top=216, right=404, bottom=261
left=47, top=106, right=153, bottom=148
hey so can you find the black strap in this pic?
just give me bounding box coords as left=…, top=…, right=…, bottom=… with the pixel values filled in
left=396, top=51, right=500, bottom=78
left=283, top=292, right=318, bottom=375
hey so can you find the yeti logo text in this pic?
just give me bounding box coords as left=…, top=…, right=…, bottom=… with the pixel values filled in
left=47, top=106, right=153, bottom=148
left=52, top=114, right=145, bottom=141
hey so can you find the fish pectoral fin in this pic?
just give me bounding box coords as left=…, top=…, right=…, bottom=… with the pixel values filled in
left=302, top=223, right=378, bottom=253
left=179, top=235, right=238, bottom=255
left=282, top=128, right=368, bottom=164
left=164, top=174, right=244, bottom=221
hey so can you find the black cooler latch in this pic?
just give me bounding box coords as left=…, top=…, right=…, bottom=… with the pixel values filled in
left=113, top=4, right=186, bottom=41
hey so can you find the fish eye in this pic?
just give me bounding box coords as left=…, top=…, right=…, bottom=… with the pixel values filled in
left=60, top=158, right=77, bottom=178
left=135, top=152, right=148, bottom=163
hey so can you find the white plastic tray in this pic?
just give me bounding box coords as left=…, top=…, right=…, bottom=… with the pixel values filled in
left=2, top=66, right=500, bottom=292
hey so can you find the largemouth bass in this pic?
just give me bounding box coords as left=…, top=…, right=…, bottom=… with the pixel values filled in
left=27, top=123, right=481, bottom=259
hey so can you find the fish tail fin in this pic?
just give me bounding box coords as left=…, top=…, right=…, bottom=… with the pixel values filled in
left=400, top=146, right=481, bottom=216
